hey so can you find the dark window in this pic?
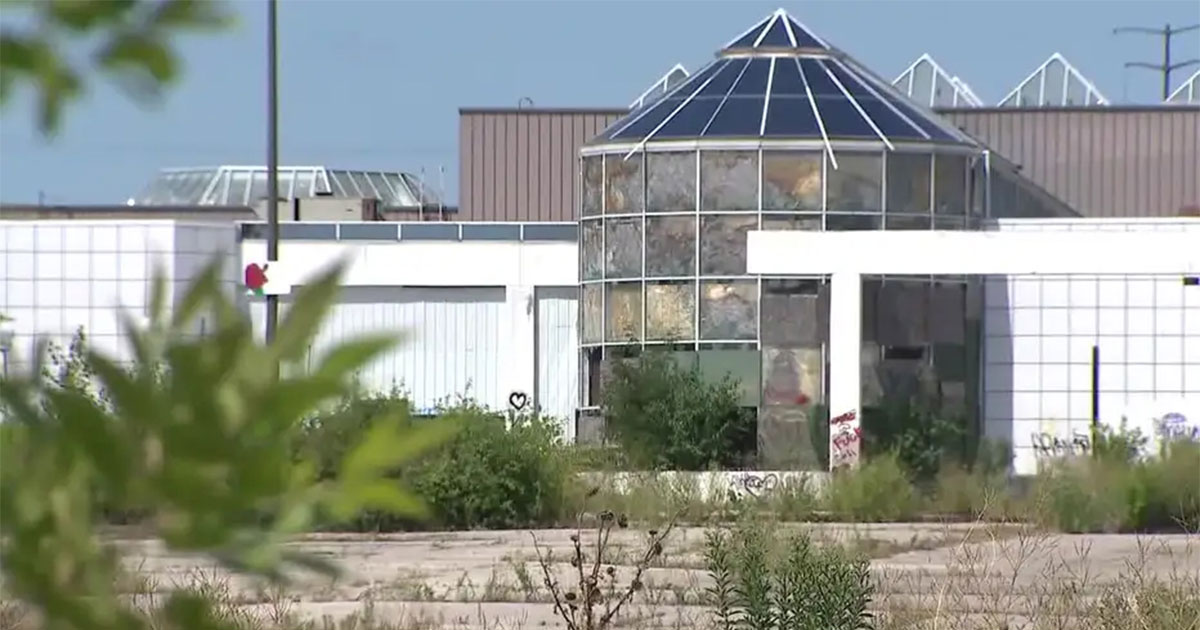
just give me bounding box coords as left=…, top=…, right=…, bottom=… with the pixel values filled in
left=280, top=224, right=337, bottom=240
left=462, top=224, right=521, bottom=241
left=522, top=224, right=578, bottom=241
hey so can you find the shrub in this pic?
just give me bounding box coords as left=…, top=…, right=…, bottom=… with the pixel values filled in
left=705, top=520, right=873, bottom=630
left=825, top=452, right=919, bottom=522
left=409, top=403, right=572, bottom=530
left=295, top=386, right=414, bottom=481
left=602, top=350, right=754, bottom=471
left=861, top=400, right=968, bottom=483
left=1032, top=435, right=1200, bottom=533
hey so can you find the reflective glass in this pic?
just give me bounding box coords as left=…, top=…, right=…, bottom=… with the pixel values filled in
left=786, top=17, right=826, bottom=49
left=646, top=281, right=695, bottom=341
left=761, top=278, right=827, bottom=345
left=248, top=171, right=268, bottom=203
left=646, top=152, right=696, bottom=212
left=694, top=58, right=746, bottom=99
left=934, top=154, right=968, bottom=215
left=700, top=281, right=757, bottom=340
left=886, top=215, right=931, bottom=230
left=581, top=220, right=603, bottom=280
left=762, top=214, right=821, bottom=231
left=610, top=97, right=680, bottom=140
left=606, top=282, right=643, bottom=342
left=825, top=213, right=881, bottom=230
left=645, top=216, right=695, bottom=277
left=763, top=151, right=822, bottom=211
left=604, top=218, right=642, bottom=278
left=228, top=171, right=251, bottom=205
left=700, top=151, right=758, bottom=211
left=582, top=157, right=603, bottom=216
left=755, top=19, right=792, bottom=47
left=771, top=58, right=807, bottom=95
left=605, top=153, right=643, bottom=214
left=886, top=153, right=931, bottom=214
left=812, top=96, right=878, bottom=138
left=826, top=153, right=882, bottom=211
left=657, top=98, right=723, bottom=138
left=701, top=215, right=757, bottom=275
left=763, top=96, right=821, bottom=136
left=731, top=59, right=771, bottom=95
left=704, top=97, right=766, bottom=136
left=582, top=284, right=602, bottom=344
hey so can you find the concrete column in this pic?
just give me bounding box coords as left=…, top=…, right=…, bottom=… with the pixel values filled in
left=504, top=285, right=537, bottom=415
left=828, top=272, right=863, bottom=469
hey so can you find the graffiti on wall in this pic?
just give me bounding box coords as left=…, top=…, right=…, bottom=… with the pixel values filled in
left=830, top=410, right=861, bottom=469
left=727, top=472, right=782, bottom=499
left=1156, top=412, right=1199, bottom=443
left=1031, top=429, right=1091, bottom=459
left=508, top=391, right=529, bottom=412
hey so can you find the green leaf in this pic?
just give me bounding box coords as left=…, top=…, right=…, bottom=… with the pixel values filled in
left=311, top=335, right=398, bottom=380
left=340, top=414, right=459, bottom=482
left=272, top=264, right=345, bottom=362
left=96, top=30, right=176, bottom=91
left=150, top=0, right=233, bottom=29
left=333, top=479, right=427, bottom=521
left=47, top=0, right=137, bottom=31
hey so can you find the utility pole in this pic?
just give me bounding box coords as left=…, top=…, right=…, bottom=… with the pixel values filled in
left=266, top=0, right=280, bottom=348
left=1113, top=23, right=1200, bottom=100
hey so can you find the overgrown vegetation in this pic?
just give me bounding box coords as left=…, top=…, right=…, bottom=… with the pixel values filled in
left=601, top=351, right=755, bottom=471
left=0, top=262, right=456, bottom=630
left=704, top=520, right=874, bottom=630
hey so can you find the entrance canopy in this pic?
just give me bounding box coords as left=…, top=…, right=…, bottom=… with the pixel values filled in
left=748, top=229, right=1200, bottom=276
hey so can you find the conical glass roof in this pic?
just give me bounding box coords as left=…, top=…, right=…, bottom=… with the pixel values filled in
left=596, top=9, right=977, bottom=148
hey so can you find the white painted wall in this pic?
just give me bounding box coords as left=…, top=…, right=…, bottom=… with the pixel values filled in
left=241, top=238, right=580, bottom=428
left=0, top=220, right=238, bottom=372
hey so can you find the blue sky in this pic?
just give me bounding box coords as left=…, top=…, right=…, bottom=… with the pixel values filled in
left=2, top=0, right=1197, bottom=206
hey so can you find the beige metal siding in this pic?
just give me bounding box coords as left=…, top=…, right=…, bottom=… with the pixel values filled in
left=458, top=109, right=625, bottom=222
left=941, top=107, right=1200, bottom=218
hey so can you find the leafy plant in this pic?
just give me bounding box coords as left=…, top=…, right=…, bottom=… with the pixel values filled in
left=825, top=453, right=919, bottom=522
left=703, top=522, right=875, bottom=630
left=0, top=260, right=457, bottom=630
left=602, top=350, right=754, bottom=471
left=409, top=403, right=572, bottom=530
left=1, top=0, right=233, bottom=134
left=861, top=401, right=968, bottom=483
left=530, top=499, right=678, bottom=630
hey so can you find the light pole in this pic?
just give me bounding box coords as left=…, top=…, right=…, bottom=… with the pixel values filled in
left=265, top=0, right=280, bottom=348
left=1113, top=23, right=1200, bottom=100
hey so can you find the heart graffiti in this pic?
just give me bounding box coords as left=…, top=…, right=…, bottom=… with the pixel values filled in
left=508, top=391, right=529, bottom=412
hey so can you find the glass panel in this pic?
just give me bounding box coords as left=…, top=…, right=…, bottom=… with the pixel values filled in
left=279, top=171, right=297, bottom=199
left=366, top=173, right=394, bottom=200
left=700, top=280, right=757, bottom=340
left=886, top=215, right=931, bottom=230
left=328, top=171, right=351, bottom=196
left=885, top=153, right=931, bottom=214
left=646, top=281, right=695, bottom=341
left=605, top=153, right=643, bottom=214
left=646, top=151, right=696, bottom=212
left=762, top=214, right=821, bottom=231
left=604, top=218, right=642, bottom=279
left=605, top=282, right=642, bottom=342
left=825, top=214, right=881, bottom=230
left=700, top=215, right=756, bottom=275
left=762, top=151, right=822, bottom=211
left=970, top=157, right=985, bottom=217
left=228, top=171, right=251, bottom=204
left=581, top=220, right=603, bottom=280
left=297, top=170, right=316, bottom=197
left=582, top=157, right=602, bottom=216
left=761, top=278, right=827, bottom=345
left=763, top=347, right=823, bottom=406
left=934, top=155, right=968, bottom=215
left=645, top=216, right=695, bottom=277
left=582, top=284, right=602, bottom=344
left=248, top=171, right=268, bottom=203
left=934, top=215, right=967, bottom=230
left=827, top=153, right=882, bottom=212
left=700, top=151, right=758, bottom=211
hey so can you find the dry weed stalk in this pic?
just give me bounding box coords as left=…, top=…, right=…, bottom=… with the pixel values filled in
left=530, top=501, right=679, bottom=630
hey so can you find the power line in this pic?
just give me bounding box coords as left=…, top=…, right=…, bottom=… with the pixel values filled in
left=1113, top=23, right=1200, bottom=101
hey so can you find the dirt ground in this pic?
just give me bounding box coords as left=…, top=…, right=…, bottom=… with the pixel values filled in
left=104, top=523, right=1199, bottom=629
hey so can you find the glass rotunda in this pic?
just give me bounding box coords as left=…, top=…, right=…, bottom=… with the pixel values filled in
left=578, top=9, right=1006, bottom=468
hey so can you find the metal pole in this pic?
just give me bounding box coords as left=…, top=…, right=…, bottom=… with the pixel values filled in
left=265, top=0, right=280, bottom=346
left=1090, top=344, right=1100, bottom=452
left=1113, top=23, right=1200, bottom=101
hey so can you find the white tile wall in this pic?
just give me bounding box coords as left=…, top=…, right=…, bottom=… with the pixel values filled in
left=985, top=219, right=1200, bottom=475
left=0, top=220, right=238, bottom=374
